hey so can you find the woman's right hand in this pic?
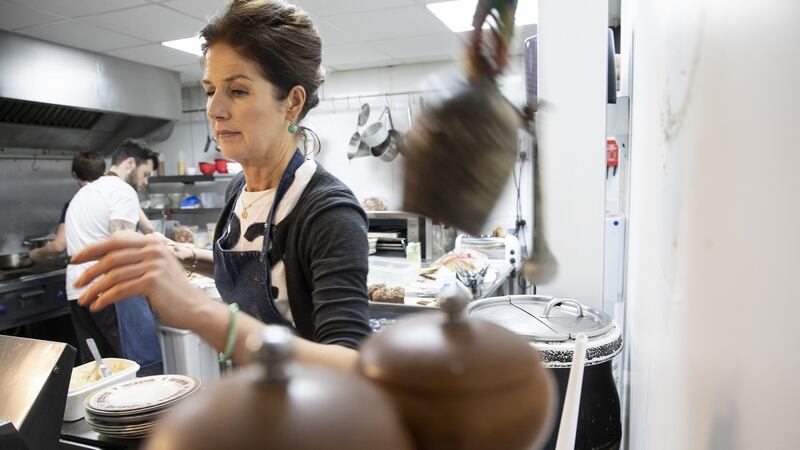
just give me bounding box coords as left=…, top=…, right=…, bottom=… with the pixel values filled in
left=148, top=232, right=195, bottom=268
left=71, top=231, right=205, bottom=330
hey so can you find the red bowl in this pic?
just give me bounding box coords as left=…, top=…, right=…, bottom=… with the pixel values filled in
left=215, top=159, right=230, bottom=174
left=199, top=162, right=216, bottom=176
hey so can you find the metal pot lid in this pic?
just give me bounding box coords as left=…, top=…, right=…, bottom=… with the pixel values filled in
left=357, top=103, right=370, bottom=127
left=467, top=295, right=622, bottom=367
left=467, top=295, right=614, bottom=341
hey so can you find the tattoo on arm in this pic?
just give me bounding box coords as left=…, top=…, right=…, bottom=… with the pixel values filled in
left=108, top=219, right=136, bottom=234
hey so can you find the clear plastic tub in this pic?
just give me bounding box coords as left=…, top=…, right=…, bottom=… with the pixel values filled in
left=158, top=324, right=220, bottom=386
left=367, top=256, right=420, bottom=288
left=63, top=358, right=139, bottom=421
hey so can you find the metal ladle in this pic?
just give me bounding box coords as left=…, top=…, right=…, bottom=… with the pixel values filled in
left=524, top=109, right=558, bottom=285
left=347, top=103, right=371, bottom=160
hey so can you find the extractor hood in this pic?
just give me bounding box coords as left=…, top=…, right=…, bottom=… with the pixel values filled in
left=0, top=30, right=181, bottom=153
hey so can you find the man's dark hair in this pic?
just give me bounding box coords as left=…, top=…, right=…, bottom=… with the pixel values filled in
left=72, top=151, right=106, bottom=182
left=111, top=138, right=159, bottom=171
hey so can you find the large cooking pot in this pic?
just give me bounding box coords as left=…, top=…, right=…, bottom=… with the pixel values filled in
left=145, top=326, right=413, bottom=450
left=359, top=284, right=556, bottom=450
left=468, top=296, right=623, bottom=450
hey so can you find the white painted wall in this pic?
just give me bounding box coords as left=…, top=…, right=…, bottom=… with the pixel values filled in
left=626, top=0, right=800, bottom=448
left=537, top=0, right=609, bottom=308
left=152, top=57, right=534, bottom=239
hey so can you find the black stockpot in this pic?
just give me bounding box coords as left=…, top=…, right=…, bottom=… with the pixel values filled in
left=468, top=295, right=623, bottom=450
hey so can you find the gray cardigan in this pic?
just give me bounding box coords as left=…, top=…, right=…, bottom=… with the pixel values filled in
left=214, top=164, right=371, bottom=349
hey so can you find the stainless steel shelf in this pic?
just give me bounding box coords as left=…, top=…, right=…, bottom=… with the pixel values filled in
left=144, top=207, right=222, bottom=215
left=149, top=175, right=234, bottom=184
left=365, top=210, right=422, bottom=220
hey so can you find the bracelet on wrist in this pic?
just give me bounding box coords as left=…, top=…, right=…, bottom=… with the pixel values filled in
left=219, top=302, right=239, bottom=363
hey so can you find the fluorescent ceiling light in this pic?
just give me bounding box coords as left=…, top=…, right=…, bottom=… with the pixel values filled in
left=162, top=36, right=204, bottom=56
left=427, top=0, right=537, bottom=33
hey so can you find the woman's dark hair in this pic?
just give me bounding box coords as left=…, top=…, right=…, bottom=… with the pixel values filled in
left=200, top=0, right=325, bottom=122
left=72, top=151, right=106, bottom=182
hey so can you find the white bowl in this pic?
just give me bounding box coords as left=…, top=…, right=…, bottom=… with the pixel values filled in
left=227, top=162, right=243, bottom=174
left=63, top=358, right=140, bottom=421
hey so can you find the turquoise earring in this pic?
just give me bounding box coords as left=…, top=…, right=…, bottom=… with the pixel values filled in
left=288, top=123, right=298, bottom=135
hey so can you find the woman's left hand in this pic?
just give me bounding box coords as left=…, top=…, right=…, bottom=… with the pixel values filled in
left=71, top=231, right=204, bottom=329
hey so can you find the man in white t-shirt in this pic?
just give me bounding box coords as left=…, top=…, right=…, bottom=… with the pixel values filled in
left=65, top=138, right=163, bottom=375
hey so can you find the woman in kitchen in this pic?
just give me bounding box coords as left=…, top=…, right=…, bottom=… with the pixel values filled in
left=70, top=0, right=371, bottom=370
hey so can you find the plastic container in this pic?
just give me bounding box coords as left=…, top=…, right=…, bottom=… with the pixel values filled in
left=199, top=192, right=223, bottom=208
left=63, top=358, right=139, bottom=421
left=367, top=256, right=420, bottom=288
left=179, top=195, right=201, bottom=209
left=149, top=193, right=167, bottom=209
left=206, top=223, right=216, bottom=244
left=158, top=324, right=220, bottom=386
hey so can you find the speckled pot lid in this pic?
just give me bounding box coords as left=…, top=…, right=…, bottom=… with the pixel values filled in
left=467, top=295, right=623, bottom=367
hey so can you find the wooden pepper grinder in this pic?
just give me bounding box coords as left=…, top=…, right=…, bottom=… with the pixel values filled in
left=359, top=283, right=556, bottom=450
left=145, top=326, right=414, bottom=450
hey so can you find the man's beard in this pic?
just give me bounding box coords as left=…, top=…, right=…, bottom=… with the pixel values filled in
left=125, top=171, right=138, bottom=190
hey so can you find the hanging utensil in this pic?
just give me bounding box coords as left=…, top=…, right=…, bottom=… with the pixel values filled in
left=402, top=0, right=523, bottom=235
left=347, top=103, right=372, bottom=159
left=347, top=136, right=370, bottom=160
left=203, top=111, right=218, bottom=153
left=357, top=103, right=370, bottom=127
left=523, top=130, right=558, bottom=285
left=522, top=26, right=558, bottom=285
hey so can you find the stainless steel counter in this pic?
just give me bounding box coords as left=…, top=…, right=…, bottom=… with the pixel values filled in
left=61, top=419, right=142, bottom=450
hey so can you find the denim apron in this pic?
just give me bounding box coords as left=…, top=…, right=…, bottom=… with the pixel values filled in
left=115, top=297, right=162, bottom=375
left=213, top=150, right=305, bottom=326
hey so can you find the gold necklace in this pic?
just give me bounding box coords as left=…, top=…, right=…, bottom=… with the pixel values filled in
left=240, top=189, right=272, bottom=219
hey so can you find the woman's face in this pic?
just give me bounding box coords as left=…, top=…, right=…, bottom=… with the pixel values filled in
left=202, top=43, right=290, bottom=164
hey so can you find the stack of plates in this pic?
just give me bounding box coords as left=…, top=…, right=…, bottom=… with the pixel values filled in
left=83, top=374, right=200, bottom=439
left=368, top=232, right=406, bottom=253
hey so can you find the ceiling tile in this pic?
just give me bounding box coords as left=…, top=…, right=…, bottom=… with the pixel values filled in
left=12, top=0, right=148, bottom=18
left=161, top=0, right=225, bottom=21
left=0, top=0, right=64, bottom=30
left=322, top=42, right=396, bottom=68
left=106, top=43, right=200, bottom=67
left=371, top=33, right=463, bottom=60
left=17, top=19, right=146, bottom=52
left=323, top=6, right=450, bottom=41
left=297, top=0, right=415, bottom=18
left=82, top=4, right=205, bottom=42
left=314, top=19, right=357, bottom=46
left=332, top=60, right=401, bottom=72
